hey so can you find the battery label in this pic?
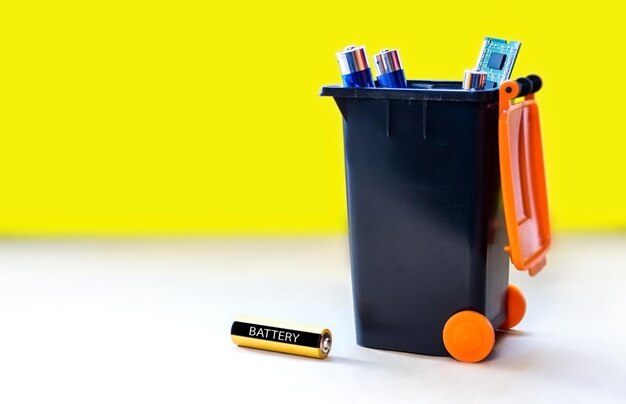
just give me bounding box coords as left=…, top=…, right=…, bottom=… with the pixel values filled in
left=231, top=321, right=321, bottom=348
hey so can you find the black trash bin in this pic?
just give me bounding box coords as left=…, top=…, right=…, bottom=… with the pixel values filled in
left=321, top=78, right=550, bottom=362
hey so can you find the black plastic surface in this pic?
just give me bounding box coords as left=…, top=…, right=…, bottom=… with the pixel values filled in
left=527, top=75, right=542, bottom=93
left=516, top=77, right=533, bottom=97
left=321, top=80, right=509, bottom=356
left=514, top=75, right=543, bottom=97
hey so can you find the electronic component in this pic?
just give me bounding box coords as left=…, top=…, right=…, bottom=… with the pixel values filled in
left=336, top=45, right=374, bottom=88
left=475, top=37, right=521, bottom=89
left=487, top=52, right=506, bottom=70
left=463, top=69, right=487, bottom=90
left=231, top=318, right=332, bottom=359
left=373, top=49, right=407, bottom=88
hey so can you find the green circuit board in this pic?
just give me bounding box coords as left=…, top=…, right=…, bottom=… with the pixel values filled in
left=475, top=37, right=521, bottom=89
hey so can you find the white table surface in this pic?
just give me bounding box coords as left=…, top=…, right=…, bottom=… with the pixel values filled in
left=1, top=234, right=625, bottom=403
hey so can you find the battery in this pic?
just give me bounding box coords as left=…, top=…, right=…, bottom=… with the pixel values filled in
left=231, top=318, right=332, bottom=359
left=336, top=46, right=374, bottom=88
left=463, top=69, right=487, bottom=90
left=373, top=49, right=407, bottom=88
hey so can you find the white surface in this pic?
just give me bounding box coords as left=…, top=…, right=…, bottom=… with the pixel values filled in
left=0, top=235, right=625, bottom=403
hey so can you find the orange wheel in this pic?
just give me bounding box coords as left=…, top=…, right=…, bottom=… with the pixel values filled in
left=443, top=310, right=495, bottom=363
left=499, top=284, right=526, bottom=330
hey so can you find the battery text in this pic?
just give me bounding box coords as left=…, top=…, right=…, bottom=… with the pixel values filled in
left=249, top=326, right=300, bottom=343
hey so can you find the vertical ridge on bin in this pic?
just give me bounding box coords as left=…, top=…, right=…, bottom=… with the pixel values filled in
left=385, top=100, right=390, bottom=138
left=422, top=101, right=427, bottom=139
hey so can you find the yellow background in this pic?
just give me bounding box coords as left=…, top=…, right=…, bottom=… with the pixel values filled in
left=1, top=1, right=624, bottom=235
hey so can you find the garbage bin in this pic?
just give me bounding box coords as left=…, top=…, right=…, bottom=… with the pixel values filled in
left=320, top=77, right=550, bottom=362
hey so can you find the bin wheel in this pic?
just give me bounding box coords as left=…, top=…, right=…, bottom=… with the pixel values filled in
left=443, top=310, right=495, bottom=363
left=499, top=284, right=526, bottom=330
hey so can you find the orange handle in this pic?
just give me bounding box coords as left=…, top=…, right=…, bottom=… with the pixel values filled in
left=498, top=76, right=551, bottom=276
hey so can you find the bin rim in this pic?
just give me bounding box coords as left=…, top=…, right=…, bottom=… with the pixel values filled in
left=320, top=80, right=499, bottom=102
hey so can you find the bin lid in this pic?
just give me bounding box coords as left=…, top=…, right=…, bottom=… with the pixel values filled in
left=498, top=80, right=551, bottom=276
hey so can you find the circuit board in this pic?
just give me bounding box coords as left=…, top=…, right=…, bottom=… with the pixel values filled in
left=475, top=37, right=521, bottom=89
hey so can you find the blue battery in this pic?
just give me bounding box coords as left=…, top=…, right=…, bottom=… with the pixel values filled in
left=336, top=46, right=374, bottom=88
left=373, top=49, right=407, bottom=88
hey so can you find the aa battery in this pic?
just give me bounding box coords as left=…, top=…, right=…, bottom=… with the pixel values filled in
left=463, top=69, right=487, bottom=90
left=336, top=45, right=374, bottom=88
left=231, top=318, right=332, bottom=359
left=373, top=49, right=407, bottom=88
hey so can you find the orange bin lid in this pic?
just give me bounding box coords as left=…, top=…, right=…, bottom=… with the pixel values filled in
left=498, top=78, right=551, bottom=276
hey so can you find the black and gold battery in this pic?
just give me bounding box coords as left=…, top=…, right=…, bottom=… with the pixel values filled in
left=231, top=318, right=332, bottom=359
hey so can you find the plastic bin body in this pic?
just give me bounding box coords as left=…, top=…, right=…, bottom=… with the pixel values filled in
left=321, top=81, right=510, bottom=356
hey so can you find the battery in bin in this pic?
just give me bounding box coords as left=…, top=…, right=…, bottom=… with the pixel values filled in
left=336, top=46, right=374, bottom=88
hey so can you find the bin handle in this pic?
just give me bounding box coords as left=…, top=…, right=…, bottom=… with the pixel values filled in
left=498, top=75, right=551, bottom=276
left=506, top=74, right=542, bottom=98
